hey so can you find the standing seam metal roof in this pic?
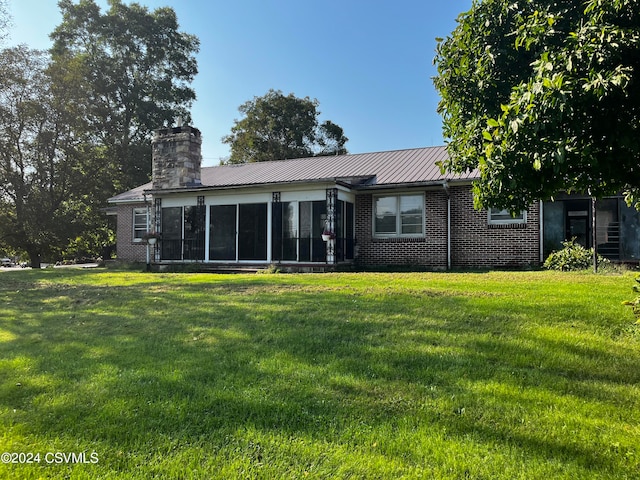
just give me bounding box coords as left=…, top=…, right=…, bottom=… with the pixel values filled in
left=108, top=146, right=478, bottom=203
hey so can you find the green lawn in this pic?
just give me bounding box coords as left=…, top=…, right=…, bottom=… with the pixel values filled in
left=0, top=269, right=638, bottom=479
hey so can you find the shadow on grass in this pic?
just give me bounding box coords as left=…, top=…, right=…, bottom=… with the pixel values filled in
left=0, top=270, right=638, bottom=476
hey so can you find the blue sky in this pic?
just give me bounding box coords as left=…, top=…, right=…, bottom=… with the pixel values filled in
left=6, top=0, right=471, bottom=166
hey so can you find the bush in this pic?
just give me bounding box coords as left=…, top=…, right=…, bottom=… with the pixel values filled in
left=622, top=275, right=640, bottom=323
left=544, top=238, right=609, bottom=271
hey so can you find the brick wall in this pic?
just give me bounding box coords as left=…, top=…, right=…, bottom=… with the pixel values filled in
left=115, top=203, right=148, bottom=262
left=355, top=190, right=448, bottom=269
left=354, top=186, right=540, bottom=269
left=449, top=185, right=540, bottom=268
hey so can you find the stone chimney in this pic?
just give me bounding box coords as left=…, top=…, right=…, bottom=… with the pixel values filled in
left=152, top=125, right=202, bottom=189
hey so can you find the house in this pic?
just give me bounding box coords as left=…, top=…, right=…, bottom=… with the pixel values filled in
left=107, top=125, right=640, bottom=270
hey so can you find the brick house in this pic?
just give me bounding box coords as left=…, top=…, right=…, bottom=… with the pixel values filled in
left=107, top=125, right=640, bottom=270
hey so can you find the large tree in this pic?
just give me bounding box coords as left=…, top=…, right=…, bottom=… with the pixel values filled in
left=50, top=0, right=200, bottom=191
left=222, top=89, right=348, bottom=164
left=433, top=0, right=640, bottom=212
left=0, top=46, right=91, bottom=267
left=0, top=0, right=10, bottom=44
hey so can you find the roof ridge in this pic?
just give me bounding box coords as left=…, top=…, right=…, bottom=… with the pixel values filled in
left=203, top=145, right=447, bottom=170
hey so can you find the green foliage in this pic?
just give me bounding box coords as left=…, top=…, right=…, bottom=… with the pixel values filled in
left=622, top=275, right=640, bottom=323
left=222, top=89, right=348, bottom=164
left=50, top=0, right=199, bottom=191
left=543, top=238, right=609, bottom=271
left=0, top=1, right=199, bottom=265
left=434, top=0, right=640, bottom=212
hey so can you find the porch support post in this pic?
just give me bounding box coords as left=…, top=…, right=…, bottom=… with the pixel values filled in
left=539, top=200, right=544, bottom=264
left=326, top=188, right=337, bottom=264
left=592, top=197, right=598, bottom=273
left=153, top=198, right=162, bottom=262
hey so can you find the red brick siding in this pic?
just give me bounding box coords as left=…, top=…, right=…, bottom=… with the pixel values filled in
left=355, top=191, right=448, bottom=269
left=355, top=186, right=540, bottom=269
left=115, top=203, right=148, bottom=262
left=449, top=185, right=540, bottom=268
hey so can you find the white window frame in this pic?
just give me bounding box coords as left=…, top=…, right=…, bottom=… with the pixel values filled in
left=488, top=208, right=527, bottom=226
left=132, top=207, right=149, bottom=242
left=373, top=193, right=425, bottom=238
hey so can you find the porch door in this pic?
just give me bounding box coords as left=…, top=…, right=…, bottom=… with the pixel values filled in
left=566, top=200, right=591, bottom=248
left=238, top=203, right=268, bottom=261
left=299, top=201, right=327, bottom=262
left=272, top=202, right=298, bottom=261
left=184, top=205, right=205, bottom=260
left=210, top=205, right=237, bottom=261
left=161, top=207, right=183, bottom=260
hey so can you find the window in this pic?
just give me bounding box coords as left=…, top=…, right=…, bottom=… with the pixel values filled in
left=488, top=208, right=527, bottom=225
left=132, top=208, right=149, bottom=242
left=374, top=194, right=424, bottom=237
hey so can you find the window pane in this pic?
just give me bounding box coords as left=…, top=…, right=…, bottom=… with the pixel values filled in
left=376, top=216, right=397, bottom=233
left=400, top=195, right=423, bottom=215
left=400, top=195, right=423, bottom=235
left=401, top=214, right=423, bottom=234
left=133, top=208, right=148, bottom=239
left=490, top=208, right=525, bottom=222
left=376, top=197, right=397, bottom=216
left=375, top=197, right=397, bottom=234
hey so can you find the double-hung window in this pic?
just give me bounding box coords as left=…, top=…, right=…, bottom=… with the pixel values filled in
left=488, top=208, right=527, bottom=226
left=374, top=194, right=424, bottom=237
left=132, top=207, right=149, bottom=242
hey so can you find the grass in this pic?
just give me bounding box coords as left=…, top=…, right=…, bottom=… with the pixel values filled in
left=0, top=268, right=638, bottom=479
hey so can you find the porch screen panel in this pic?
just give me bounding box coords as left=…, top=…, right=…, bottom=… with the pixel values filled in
left=272, top=202, right=297, bottom=261
left=184, top=206, right=205, bottom=260
left=299, top=201, right=326, bottom=262
left=620, top=202, right=640, bottom=261
left=299, top=202, right=312, bottom=262
left=595, top=199, right=619, bottom=260
left=336, top=200, right=344, bottom=261
left=210, top=205, right=237, bottom=261
left=161, top=207, right=182, bottom=260
left=271, top=202, right=283, bottom=261
left=238, top=203, right=267, bottom=261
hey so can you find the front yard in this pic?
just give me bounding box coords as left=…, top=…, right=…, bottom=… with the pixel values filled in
left=0, top=269, right=638, bottom=478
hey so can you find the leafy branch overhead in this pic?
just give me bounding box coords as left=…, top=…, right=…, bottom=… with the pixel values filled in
left=222, top=89, right=348, bottom=164
left=434, top=0, right=640, bottom=212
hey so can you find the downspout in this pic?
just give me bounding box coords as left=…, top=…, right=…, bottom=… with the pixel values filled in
left=443, top=181, right=451, bottom=270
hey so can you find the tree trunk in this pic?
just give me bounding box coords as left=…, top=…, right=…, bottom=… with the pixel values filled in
left=27, top=248, right=41, bottom=269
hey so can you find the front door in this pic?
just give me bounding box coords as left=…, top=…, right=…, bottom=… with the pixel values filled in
left=565, top=200, right=591, bottom=248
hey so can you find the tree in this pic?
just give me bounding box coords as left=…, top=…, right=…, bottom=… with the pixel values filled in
left=433, top=0, right=640, bottom=212
left=0, top=0, right=10, bottom=44
left=50, top=0, right=200, bottom=191
left=222, top=89, right=348, bottom=164
left=0, top=46, right=90, bottom=267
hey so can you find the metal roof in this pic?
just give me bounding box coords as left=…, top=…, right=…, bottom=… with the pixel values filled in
left=108, top=146, right=478, bottom=203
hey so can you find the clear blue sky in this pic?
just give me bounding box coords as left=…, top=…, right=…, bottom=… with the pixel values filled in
left=6, top=0, right=471, bottom=166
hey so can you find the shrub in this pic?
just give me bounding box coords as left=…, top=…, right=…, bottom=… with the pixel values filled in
left=622, top=275, right=640, bottom=323
left=543, top=238, right=609, bottom=271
